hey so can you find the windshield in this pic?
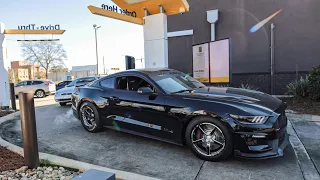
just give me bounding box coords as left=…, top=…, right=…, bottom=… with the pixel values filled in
left=149, top=71, right=205, bottom=94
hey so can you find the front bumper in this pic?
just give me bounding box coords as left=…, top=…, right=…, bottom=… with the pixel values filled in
left=234, top=131, right=289, bottom=159
left=229, top=111, right=289, bottom=159
left=54, top=94, right=72, bottom=103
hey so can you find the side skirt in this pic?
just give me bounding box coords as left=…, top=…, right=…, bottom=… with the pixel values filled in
left=104, top=125, right=183, bottom=146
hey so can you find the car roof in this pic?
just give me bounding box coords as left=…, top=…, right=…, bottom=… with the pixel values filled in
left=74, top=76, right=99, bottom=80
left=112, top=68, right=178, bottom=76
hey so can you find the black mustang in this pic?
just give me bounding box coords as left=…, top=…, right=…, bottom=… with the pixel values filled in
left=71, top=68, right=289, bottom=161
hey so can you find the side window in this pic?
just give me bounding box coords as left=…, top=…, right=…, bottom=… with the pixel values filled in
left=100, top=78, right=115, bottom=89
left=32, top=81, right=43, bottom=85
left=116, top=76, right=128, bottom=90
left=116, top=76, right=155, bottom=92
left=79, top=77, right=96, bottom=83
left=16, top=81, right=25, bottom=86
left=26, top=81, right=32, bottom=86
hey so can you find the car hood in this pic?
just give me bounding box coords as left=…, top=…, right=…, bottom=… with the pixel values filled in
left=178, top=86, right=284, bottom=112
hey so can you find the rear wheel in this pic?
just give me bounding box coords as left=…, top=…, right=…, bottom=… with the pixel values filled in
left=79, top=102, right=102, bottom=133
left=185, top=116, right=233, bottom=161
left=35, top=90, right=45, bottom=98
left=59, top=102, right=67, bottom=106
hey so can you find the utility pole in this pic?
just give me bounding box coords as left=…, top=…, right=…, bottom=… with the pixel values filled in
left=93, top=24, right=101, bottom=75
left=103, top=56, right=106, bottom=74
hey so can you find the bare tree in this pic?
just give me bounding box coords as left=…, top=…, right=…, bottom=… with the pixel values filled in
left=20, top=41, right=67, bottom=79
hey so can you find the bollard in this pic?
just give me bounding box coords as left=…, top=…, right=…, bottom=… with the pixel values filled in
left=9, top=83, right=16, bottom=110
left=18, top=92, right=39, bottom=168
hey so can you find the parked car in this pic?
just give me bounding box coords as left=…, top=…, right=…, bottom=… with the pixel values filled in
left=15, top=80, right=56, bottom=98
left=54, top=76, right=100, bottom=106
left=55, top=81, right=72, bottom=91
left=71, top=68, right=289, bottom=161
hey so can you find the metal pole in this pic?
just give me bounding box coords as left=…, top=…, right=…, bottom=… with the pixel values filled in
left=270, top=23, right=275, bottom=95
left=9, top=83, right=16, bottom=110
left=18, top=92, right=39, bottom=168
left=95, top=28, right=99, bottom=76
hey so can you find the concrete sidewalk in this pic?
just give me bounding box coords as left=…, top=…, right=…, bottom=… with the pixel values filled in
left=287, top=113, right=320, bottom=178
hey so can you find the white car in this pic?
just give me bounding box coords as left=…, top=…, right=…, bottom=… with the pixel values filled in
left=54, top=76, right=99, bottom=106
left=15, top=80, right=56, bottom=98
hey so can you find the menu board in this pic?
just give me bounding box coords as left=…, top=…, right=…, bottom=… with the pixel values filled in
left=209, top=39, right=230, bottom=83
left=192, top=39, right=231, bottom=83
left=192, top=43, right=210, bottom=83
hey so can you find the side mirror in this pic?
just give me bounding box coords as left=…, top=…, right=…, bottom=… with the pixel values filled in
left=137, top=87, right=153, bottom=95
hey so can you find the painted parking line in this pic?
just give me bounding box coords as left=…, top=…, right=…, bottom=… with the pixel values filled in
left=287, top=120, right=320, bottom=180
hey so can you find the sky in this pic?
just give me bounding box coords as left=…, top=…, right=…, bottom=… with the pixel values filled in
left=0, top=0, right=145, bottom=73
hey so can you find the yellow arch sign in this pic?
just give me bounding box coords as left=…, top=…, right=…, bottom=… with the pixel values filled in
left=88, top=0, right=189, bottom=25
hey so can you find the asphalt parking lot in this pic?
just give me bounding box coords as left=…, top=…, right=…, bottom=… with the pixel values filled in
left=0, top=97, right=312, bottom=180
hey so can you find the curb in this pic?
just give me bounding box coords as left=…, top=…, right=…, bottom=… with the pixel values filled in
left=287, top=120, right=320, bottom=180
left=286, top=112, right=320, bottom=122
left=0, top=112, right=161, bottom=180
left=311, top=115, right=320, bottom=122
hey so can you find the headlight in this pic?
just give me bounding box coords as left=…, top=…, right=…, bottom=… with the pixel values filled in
left=230, top=114, right=269, bottom=124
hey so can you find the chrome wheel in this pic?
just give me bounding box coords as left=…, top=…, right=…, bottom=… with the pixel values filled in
left=191, top=123, right=226, bottom=157
left=36, top=90, right=44, bottom=98
left=81, top=105, right=96, bottom=130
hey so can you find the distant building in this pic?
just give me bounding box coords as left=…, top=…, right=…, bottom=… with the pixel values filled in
left=71, top=65, right=97, bottom=78
left=11, top=61, right=45, bottom=81
left=9, top=60, right=46, bottom=82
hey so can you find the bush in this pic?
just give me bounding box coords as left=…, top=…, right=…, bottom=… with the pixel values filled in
left=239, top=83, right=259, bottom=91
left=286, top=76, right=309, bottom=98
left=309, top=66, right=320, bottom=101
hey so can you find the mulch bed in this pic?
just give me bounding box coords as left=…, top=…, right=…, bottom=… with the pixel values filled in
left=281, top=98, right=320, bottom=116
left=0, top=111, right=24, bottom=172
left=0, top=146, right=25, bottom=172
left=0, top=110, right=15, bottom=118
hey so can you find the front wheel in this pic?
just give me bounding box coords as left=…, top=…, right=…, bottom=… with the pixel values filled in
left=79, top=102, right=102, bottom=133
left=185, top=116, right=233, bottom=161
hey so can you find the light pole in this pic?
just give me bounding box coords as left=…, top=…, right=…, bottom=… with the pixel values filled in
left=93, top=24, right=101, bottom=75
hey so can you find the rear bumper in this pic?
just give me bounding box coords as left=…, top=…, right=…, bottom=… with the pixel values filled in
left=47, top=91, right=56, bottom=95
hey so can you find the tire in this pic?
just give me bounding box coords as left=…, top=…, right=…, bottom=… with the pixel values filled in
left=79, top=102, right=102, bottom=133
left=185, top=116, right=233, bottom=161
left=35, top=90, right=45, bottom=98
left=59, top=102, right=67, bottom=106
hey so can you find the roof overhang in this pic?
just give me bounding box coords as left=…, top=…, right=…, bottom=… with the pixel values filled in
left=88, top=0, right=189, bottom=24
left=4, top=30, right=66, bottom=35
left=88, top=6, right=144, bottom=25
left=112, top=0, right=189, bottom=19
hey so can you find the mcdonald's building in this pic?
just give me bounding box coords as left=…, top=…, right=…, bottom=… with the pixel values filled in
left=166, top=0, right=320, bottom=95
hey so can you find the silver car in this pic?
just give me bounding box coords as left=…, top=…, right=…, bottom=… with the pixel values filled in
left=15, top=80, right=56, bottom=98
left=54, top=76, right=99, bottom=106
